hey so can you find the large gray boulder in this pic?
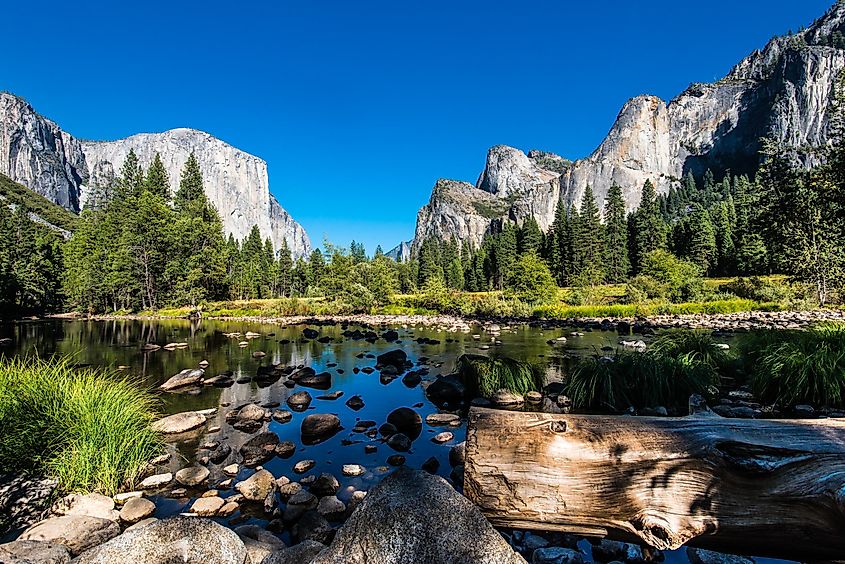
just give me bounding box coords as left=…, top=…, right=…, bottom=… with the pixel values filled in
left=0, top=539, right=71, bottom=563
left=19, top=515, right=120, bottom=556
left=311, top=466, right=525, bottom=564
left=260, top=540, right=325, bottom=564
left=73, top=516, right=247, bottom=563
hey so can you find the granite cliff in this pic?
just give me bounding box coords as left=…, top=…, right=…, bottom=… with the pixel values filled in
left=409, top=2, right=845, bottom=253
left=0, top=93, right=310, bottom=257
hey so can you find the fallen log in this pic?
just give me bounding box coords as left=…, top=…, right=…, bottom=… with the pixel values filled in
left=464, top=406, right=845, bottom=561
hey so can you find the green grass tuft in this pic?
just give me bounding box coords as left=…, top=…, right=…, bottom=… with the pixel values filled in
left=457, top=354, right=542, bottom=397
left=0, top=357, right=162, bottom=495
left=746, top=322, right=845, bottom=408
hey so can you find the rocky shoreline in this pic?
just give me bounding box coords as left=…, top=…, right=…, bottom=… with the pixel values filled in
left=61, top=307, right=845, bottom=334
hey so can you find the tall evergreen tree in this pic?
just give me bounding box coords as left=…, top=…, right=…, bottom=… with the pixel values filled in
left=174, top=153, right=204, bottom=211
left=571, top=186, right=604, bottom=285
left=145, top=153, right=170, bottom=199
left=517, top=217, right=543, bottom=255
left=603, top=184, right=630, bottom=283
left=686, top=204, right=717, bottom=275
left=633, top=180, right=666, bottom=273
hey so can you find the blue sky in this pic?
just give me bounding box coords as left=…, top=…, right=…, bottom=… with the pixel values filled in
left=1, top=0, right=833, bottom=253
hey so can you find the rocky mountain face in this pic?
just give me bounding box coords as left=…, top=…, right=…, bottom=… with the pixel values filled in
left=0, top=93, right=311, bottom=257
left=385, top=240, right=412, bottom=263
left=408, top=2, right=845, bottom=253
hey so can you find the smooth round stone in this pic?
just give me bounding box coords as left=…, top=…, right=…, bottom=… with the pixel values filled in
left=235, top=470, right=275, bottom=502
left=317, top=496, right=346, bottom=520
left=272, top=409, right=293, bottom=423
left=151, top=411, right=206, bottom=434
left=237, top=404, right=266, bottom=421
left=526, top=391, right=543, bottom=403
left=425, top=413, right=460, bottom=426
left=119, top=497, right=156, bottom=524
left=175, top=466, right=210, bottom=486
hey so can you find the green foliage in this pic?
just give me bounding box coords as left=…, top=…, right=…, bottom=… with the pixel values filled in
left=565, top=335, right=721, bottom=411
left=603, top=184, right=630, bottom=283
left=0, top=204, right=64, bottom=316
left=639, top=250, right=704, bottom=301
left=456, top=354, right=541, bottom=397
left=471, top=200, right=508, bottom=219
left=0, top=357, right=162, bottom=494
left=633, top=180, right=667, bottom=272
left=746, top=323, right=845, bottom=407
left=505, top=253, right=558, bottom=304
left=0, top=173, right=78, bottom=232
left=720, top=276, right=793, bottom=303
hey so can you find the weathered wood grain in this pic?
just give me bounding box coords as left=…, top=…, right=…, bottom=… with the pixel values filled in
left=465, top=407, right=845, bottom=560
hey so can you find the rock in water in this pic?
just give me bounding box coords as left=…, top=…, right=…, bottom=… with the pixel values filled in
left=262, top=540, right=326, bottom=564
left=376, top=350, right=407, bottom=371
left=151, top=411, right=206, bottom=434
left=386, top=407, right=422, bottom=440
left=310, top=466, right=524, bottom=563
left=240, top=432, right=281, bottom=467
left=236, top=469, right=276, bottom=502
left=72, top=516, right=246, bottom=564
left=301, top=414, right=341, bottom=444
left=159, top=368, right=205, bottom=391
left=19, top=516, right=120, bottom=556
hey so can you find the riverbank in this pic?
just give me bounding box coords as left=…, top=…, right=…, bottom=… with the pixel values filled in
left=58, top=306, right=845, bottom=333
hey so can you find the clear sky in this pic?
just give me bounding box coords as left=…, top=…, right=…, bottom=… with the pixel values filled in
left=1, top=0, right=834, bottom=253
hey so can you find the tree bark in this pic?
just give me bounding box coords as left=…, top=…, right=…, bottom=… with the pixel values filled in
left=464, top=407, right=845, bottom=561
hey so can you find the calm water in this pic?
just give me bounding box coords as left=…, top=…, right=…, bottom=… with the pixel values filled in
left=3, top=319, right=786, bottom=563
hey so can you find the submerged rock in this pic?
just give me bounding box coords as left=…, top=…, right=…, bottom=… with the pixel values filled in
left=240, top=432, right=281, bottom=467
left=310, top=466, right=524, bottom=563
left=386, top=407, right=422, bottom=440
left=72, top=516, right=246, bottom=564
left=301, top=414, right=341, bottom=444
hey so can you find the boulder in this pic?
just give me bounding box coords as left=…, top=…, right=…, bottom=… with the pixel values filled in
left=190, top=496, right=225, bottom=516
left=151, top=411, right=206, bottom=434
left=236, top=470, right=276, bottom=502
left=310, top=473, right=340, bottom=497
left=0, top=539, right=71, bottom=563
left=491, top=389, right=523, bottom=406
left=287, top=391, right=313, bottom=411
left=241, top=432, right=281, bottom=467
left=386, top=407, right=422, bottom=440
left=159, top=368, right=205, bottom=391
left=532, top=547, right=585, bottom=564
left=310, top=467, right=524, bottom=563
left=376, top=350, right=407, bottom=370
left=345, top=396, right=365, bottom=411
left=138, top=473, right=172, bottom=489
left=301, top=414, right=341, bottom=444
left=298, top=372, right=332, bottom=390
left=176, top=466, right=210, bottom=487
left=303, top=328, right=320, bottom=339
left=425, top=375, right=466, bottom=407
left=0, top=474, right=57, bottom=535
left=19, top=516, right=120, bottom=556
left=260, top=540, right=326, bottom=564
left=236, top=524, right=286, bottom=564
left=72, top=516, right=246, bottom=564
left=51, top=493, right=119, bottom=521
left=291, top=510, right=333, bottom=545
left=386, top=433, right=411, bottom=452
left=119, top=497, right=156, bottom=524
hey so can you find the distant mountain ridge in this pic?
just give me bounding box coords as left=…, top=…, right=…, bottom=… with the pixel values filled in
left=403, top=2, right=845, bottom=254
left=0, top=93, right=311, bottom=257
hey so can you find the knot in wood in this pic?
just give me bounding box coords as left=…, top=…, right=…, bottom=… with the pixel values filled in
left=548, top=420, right=567, bottom=434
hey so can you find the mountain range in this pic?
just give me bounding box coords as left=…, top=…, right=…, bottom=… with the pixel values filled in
left=392, top=1, right=845, bottom=260
left=0, top=93, right=311, bottom=257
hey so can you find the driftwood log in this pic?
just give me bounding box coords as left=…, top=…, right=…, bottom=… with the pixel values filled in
left=465, top=406, right=845, bottom=560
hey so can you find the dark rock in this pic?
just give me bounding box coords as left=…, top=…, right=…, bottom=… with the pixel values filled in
left=303, top=328, right=319, bottom=339
left=310, top=473, right=340, bottom=497
left=345, top=395, right=365, bottom=411
left=425, top=374, right=466, bottom=407
left=378, top=423, right=397, bottom=437
left=275, top=441, right=296, bottom=458
left=421, top=457, right=440, bottom=474
left=0, top=539, right=71, bottom=564
left=376, top=349, right=407, bottom=370
left=386, top=455, right=406, bottom=466
left=301, top=414, right=341, bottom=445
left=287, top=391, right=313, bottom=412
left=261, top=540, right=326, bottom=564
left=386, top=407, right=422, bottom=440
left=160, top=368, right=205, bottom=391
left=382, top=330, right=399, bottom=342
left=386, top=433, right=411, bottom=452
left=240, top=432, right=280, bottom=467
left=299, top=372, right=332, bottom=391
left=292, top=510, right=333, bottom=545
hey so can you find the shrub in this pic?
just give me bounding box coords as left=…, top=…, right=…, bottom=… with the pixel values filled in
left=747, top=322, right=845, bottom=407
left=649, top=330, right=732, bottom=370
left=720, top=277, right=792, bottom=303
left=505, top=253, right=558, bottom=304
left=0, top=357, right=162, bottom=495
left=457, top=354, right=542, bottom=397
left=623, top=275, right=668, bottom=303
left=640, top=250, right=705, bottom=301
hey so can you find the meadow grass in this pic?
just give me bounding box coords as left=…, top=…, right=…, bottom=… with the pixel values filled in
left=0, top=357, right=162, bottom=495
left=456, top=354, right=542, bottom=397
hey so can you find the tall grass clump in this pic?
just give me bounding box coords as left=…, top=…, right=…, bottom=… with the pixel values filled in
left=565, top=336, right=722, bottom=412
left=457, top=354, right=542, bottom=397
left=0, top=357, right=162, bottom=495
left=747, top=322, right=845, bottom=407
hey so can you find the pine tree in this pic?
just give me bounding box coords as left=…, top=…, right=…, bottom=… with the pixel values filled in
left=686, top=204, right=717, bottom=275
left=517, top=217, right=543, bottom=255
left=277, top=239, right=293, bottom=297
left=145, top=153, right=170, bottom=199
left=116, top=149, right=144, bottom=200
left=603, top=183, right=630, bottom=283
left=712, top=201, right=736, bottom=275
left=493, top=225, right=517, bottom=289
left=174, top=153, right=205, bottom=212
left=374, top=245, right=384, bottom=258
left=308, top=248, right=325, bottom=291
left=633, top=180, right=666, bottom=273
left=571, top=186, right=604, bottom=285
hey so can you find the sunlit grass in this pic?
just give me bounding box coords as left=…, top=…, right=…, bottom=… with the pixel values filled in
left=0, top=357, right=162, bottom=495
left=457, top=354, right=542, bottom=397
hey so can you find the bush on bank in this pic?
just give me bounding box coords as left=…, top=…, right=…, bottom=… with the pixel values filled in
left=0, top=357, right=162, bottom=495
